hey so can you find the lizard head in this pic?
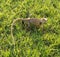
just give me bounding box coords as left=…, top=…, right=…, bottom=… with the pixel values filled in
left=40, top=18, right=47, bottom=24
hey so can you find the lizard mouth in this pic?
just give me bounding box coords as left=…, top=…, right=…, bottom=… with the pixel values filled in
left=45, top=18, right=47, bottom=21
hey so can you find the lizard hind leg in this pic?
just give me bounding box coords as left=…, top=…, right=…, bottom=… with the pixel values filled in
left=21, top=21, right=25, bottom=30
left=26, top=22, right=31, bottom=31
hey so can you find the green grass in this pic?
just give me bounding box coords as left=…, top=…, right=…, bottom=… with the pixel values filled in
left=0, top=0, right=60, bottom=57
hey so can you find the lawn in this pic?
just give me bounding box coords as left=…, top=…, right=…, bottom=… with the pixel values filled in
left=0, top=0, right=60, bottom=57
